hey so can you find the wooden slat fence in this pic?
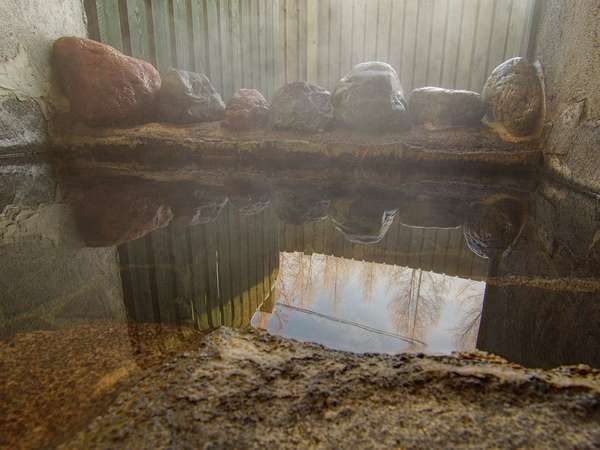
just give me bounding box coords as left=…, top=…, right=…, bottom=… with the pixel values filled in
left=119, top=202, right=487, bottom=328
left=88, top=0, right=536, bottom=100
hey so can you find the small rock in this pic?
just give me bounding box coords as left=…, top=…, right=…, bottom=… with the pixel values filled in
left=159, top=69, right=225, bottom=123
left=223, top=89, right=269, bottom=130
left=409, top=87, right=483, bottom=129
left=269, top=82, right=333, bottom=133
left=332, top=61, right=410, bottom=132
left=482, top=57, right=543, bottom=139
left=53, top=37, right=161, bottom=125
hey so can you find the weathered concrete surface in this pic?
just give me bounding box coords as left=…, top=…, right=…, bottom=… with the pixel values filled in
left=532, top=0, right=600, bottom=192
left=0, top=0, right=87, bottom=153
left=0, top=163, right=125, bottom=339
left=62, top=328, right=600, bottom=449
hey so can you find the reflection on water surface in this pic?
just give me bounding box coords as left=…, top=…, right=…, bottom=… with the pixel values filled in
left=1, top=164, right=600, bottom=448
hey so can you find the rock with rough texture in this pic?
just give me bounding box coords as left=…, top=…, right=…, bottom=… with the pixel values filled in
left=409, top=87, right=484, bottom=129
left=332, top=61, right=410, bottom=132
left=53, top=37, right=161, bottom=126
left=61, top=328, right=600, bottom=450
left=269, top=82, right=333, bottom=132
left=159, top=69, right=225, bottom=123
left=463, top=195, right=526, bottom=259
left=223, top=89, right=269, bottom=130
left=74, top=184, right=173, bottom=247
left=482, top=57, right=543, bottom=139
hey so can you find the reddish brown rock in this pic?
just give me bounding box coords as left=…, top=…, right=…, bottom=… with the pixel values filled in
left=53, top=37, right=161, bottom=125
left=74, top=184, right=173, bottom=247
left=223, top=89, right=269, bottom=130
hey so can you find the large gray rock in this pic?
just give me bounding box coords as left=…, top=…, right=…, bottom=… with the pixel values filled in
left=482, top=57, right=543, bottom=139
left=159, top=69, right=225, bottom=123
left=332, top=62, right=410, bottom=132
left=409, top=87, right=483, bottom=129
left=269, top=82, right=333, bottom=132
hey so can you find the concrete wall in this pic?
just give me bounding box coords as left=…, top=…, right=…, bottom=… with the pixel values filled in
left=532, top=0, right=600, bottom=193
left=0, top=0, right=87, bottom=153
left=0, top=1, right=126, bottom=337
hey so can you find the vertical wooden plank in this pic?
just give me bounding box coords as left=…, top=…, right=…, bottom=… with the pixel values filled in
left=248, top=0, right=260, bottom=88
left=96, top=0, right=124, bottom=50
left=191, top=0, right=208, bottom=73
left=239, top=212, right=252, bottom=324
left=306, top=0, right=319, bottom=83
left=126, top=0, right=152, bottom=62
left=151, top=0, right=174, bottom=71
left=124, top=238, right=155, bottom=322
left=205, top=0, right=223, bottom=93
left=229, top=0, right=242, bottom=94
left=485, top=0, right=511, bottom=78
left=388, top=0, right=406, bottom=81
left=247, top=214, right=260, bottom=313
left=453, top=0, right=479, bottom=90
left=150, top=228, right=177, bottom=324
left=258, top=0, right=268, bottom=91
left=440, top=0, right=463, bottom=88
left=263, top=0, right=274, bottom=96
left=188, top=223, right=210, bottom=330
left=286, top=0, right=299, bottom=82
left=363, top=0, right=378, bottom=61
left=400, top=0, right=418, bottom=92
left=173, top=0, right=193, bottom=70
left=317, top=0, right=330, bottom=87
left=296, top=0, right=307, bottom=82
left=217, top=207, right=234, bottom=326
left=504, top=0, right=529, bottom=59
left=376, top=0, right=392, bottom=63
left=204, top=220, right=223, bottom=327
left=228, top=208, right=244, bottom=327
left=351, top=0, right=366, bottom=67
left=218, top=0, right=233, bottom=99
left=327, top=0, right=341, bottom=89
left=271, top=0, right=284, bottom=95
left=469, top=0, right=496, bottom=91
left=427, top=0, right=449, bottom=86
left=239, top=0, right=250, bottom=87
left=339, top=0, right=353, bottom=77
left=412, top=0, right=433, bottom=89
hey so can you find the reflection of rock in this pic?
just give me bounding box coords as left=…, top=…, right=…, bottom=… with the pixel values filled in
left=53, top=37, right=161, bottom=125
left=273, top=187, right=329, bottom=225
left=463, top=195, right=525, bottom=259
left=409, top=87, right=483, bottom=129
left=167, top=185, right=228, bottom=226
left=330, top=198, right=397, bottom=244
left=396, top=196, right=465, bottom=229
left=75, top=185, right=173, bottom=247
left=227, top=178, right=271, bottom=216
left=223, top=89, right=269, bottom=131
left=482, top=58, right=542, bottom=139
left=332, top=62, right=410, bottom=132
left=269, top=82, right=333, bottom=132
left=159, top=69, right=225, bottom=123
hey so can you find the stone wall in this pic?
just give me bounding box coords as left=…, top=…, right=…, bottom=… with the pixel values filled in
left=0, top=0, right=88, bottom=153
left=0, top=0, right=125, bottom=337
left=532, top=0, right=600, bottom=192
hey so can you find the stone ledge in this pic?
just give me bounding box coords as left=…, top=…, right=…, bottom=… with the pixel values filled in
left=51, top=121, right=542, bottom=175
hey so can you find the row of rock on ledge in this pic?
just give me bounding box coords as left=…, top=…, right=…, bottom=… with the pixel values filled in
left=53, top=37, right=543, bottom=140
